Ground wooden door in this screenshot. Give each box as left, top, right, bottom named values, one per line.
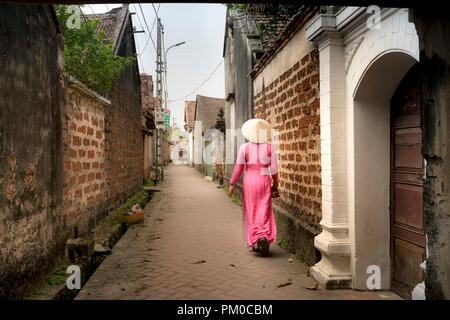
left=390, top=64, right=426, bottom=300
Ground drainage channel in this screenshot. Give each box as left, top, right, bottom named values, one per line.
left=23, top=188, right=156, bottom=300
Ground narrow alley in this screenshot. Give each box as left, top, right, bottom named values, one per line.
left=1, top=3, right=448, bottom=303
left=76, top=165, right=400, bottom=300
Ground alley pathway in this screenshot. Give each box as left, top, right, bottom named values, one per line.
left=76, top=165, right=401, bottom=300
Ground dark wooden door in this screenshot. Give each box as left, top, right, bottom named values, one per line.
left=390, top=64, right=426, bottom=300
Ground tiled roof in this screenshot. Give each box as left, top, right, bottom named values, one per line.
left=184, top=101, right=196, bottom=132
left=82, top=6, right=126, bottom=46
left=248, top=6, right=319, bottom=77
left=250, top=11, right=298, bottom=50
left=195, top=95, right=225, bottom=133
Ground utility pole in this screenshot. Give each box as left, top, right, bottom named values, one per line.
left=155, top=18, right=164, bottom=182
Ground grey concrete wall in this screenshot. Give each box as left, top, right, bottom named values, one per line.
left=412, top=8, right=450, bottom=300
left=0, top=4, right=65, bottom=299
left=224, top=11, right=255, bottom=189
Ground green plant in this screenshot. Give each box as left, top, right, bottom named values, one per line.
left=106, top=190, right=149, bottom=225
left=23, top=262, right=70, bottom=300
left=145, top=177, right=156, bottom=187
left=277, top=238, right=295, bottom=254
left=54, top=5, right=136, bottom=91
left=45, top=263, right=70, bottom=286
left=231, top=194, right=242, bottom=206
left=305, top=266, right=311, bottom=277
left=222, top=185, right=242, bottom=206
left=277, top=237, right=310, bottom=275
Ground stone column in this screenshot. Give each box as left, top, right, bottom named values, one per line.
left=306, top=13, right=351, bottom=289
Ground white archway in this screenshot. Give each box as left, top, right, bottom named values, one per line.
left=345, top=9, right=420, bottom=290
left=349, top=51, right=418, bottom=289
left=306, top=7, right=420, bottom=290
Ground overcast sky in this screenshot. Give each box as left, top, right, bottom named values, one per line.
left=82, top=3, right=227, bottom=131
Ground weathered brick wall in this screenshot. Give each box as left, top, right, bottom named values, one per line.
left=62, top=81, right=109, bottom=236
left=253, top=49, right=321, bottom=231
left=104, top=80, right=143, bottom=210
left=0, top=4, right=65, bottom=299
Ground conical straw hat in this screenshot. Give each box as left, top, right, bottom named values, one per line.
left=241, top=118, right=271, bottom=143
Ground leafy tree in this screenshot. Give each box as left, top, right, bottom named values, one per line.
left=54, top=5, right=136, bottom=91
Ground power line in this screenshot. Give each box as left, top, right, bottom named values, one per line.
left=169, top=60, right=224, bottom=103
left=142, top=3, right=160, bottom=55
left=138, top=3, right=157, bottom=54
left=151, top=3, right=159, bottom=17
left=132, top=3, right=150, bottom=54
left=134, top=28, right=145, bottom=74
left=132, top=4, right=150, bottom=52
left=86, top=4, right=96, bottom=15
left=78, top=5, right=89, bottom=21
left=151, top=4, right=161, bottom=33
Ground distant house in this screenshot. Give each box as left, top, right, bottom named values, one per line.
left=168, top=127, right=188, bottom=164
left=192, top=95, right=225, bottom=181
left=184, top=100, right=196, bottom=166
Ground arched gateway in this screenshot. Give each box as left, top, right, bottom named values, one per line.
left=306, top=7, right=424, bottom=299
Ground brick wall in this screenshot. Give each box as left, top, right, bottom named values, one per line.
left=0, top=4, right=66, bottom=299
left=253, top=49, right=321, bottom=231
left=105, top=80, right=143, bottom=209
left=62, top=80, right=109, bottom=236
left=140, top=74, right=154, bottom=112
left=62, top=78, right=143, bottom=236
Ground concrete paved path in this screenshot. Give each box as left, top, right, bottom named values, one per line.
left=76, top=165, right=401, bottom=300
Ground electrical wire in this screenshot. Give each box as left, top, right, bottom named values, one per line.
left=130, top=4, right=147, bottom=74
left=162, top=23, right=168, bottom=108
left=78, top=5, right=88, bottom=20
left=138, top=3, right=157, bottom=53
left=168, top=60, right=224, bottom=103
left=134, top=29, right=145, bottom=74
left=133, top=3, right=151, bottom=54
left=141, top=3, right=160, bottom=55
left=151, top=3, right=159, bottom=17
left=86, top=4, right=96, bottom=15
left=151, top=4, right=161, bottom=33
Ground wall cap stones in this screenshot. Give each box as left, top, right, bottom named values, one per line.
left=65, top=74, right=111, bottom=107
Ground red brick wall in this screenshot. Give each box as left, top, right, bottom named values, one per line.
left=105, top=80, right=143, bottom=209
left=253, top=49, right=321, bottom=230
left=62, top=86, right=108, bottom=235
left=62, top=78, right=144, bottom=236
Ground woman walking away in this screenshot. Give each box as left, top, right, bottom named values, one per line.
left=228, top=119, right=278, bottom=257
